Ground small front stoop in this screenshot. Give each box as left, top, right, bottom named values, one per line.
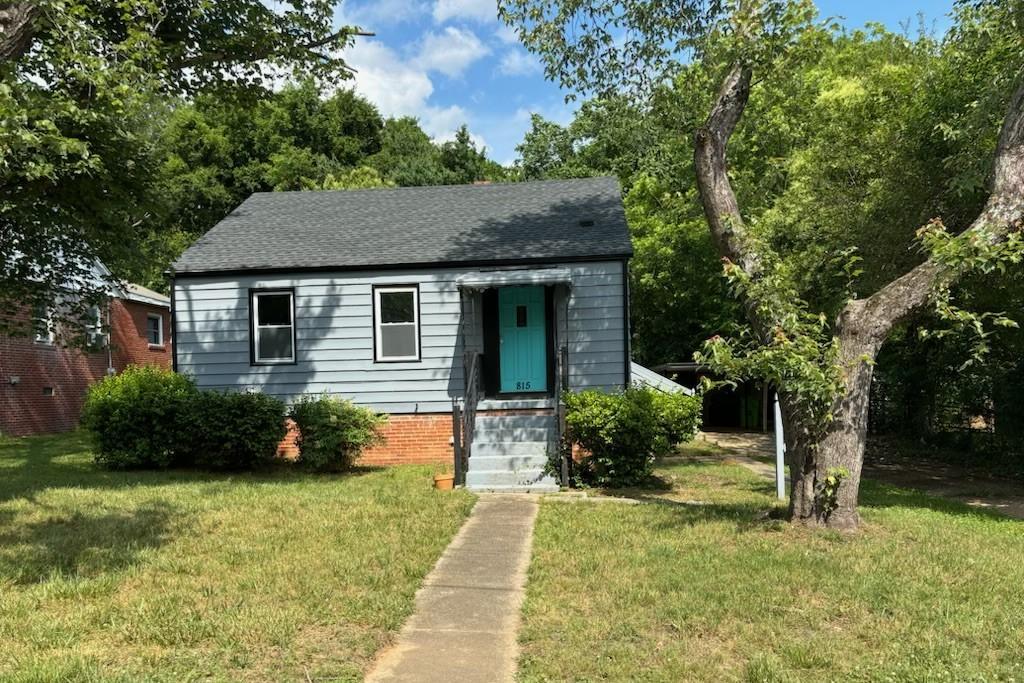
left=465, top=413, right=560, bottom=493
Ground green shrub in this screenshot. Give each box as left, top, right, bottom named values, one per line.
left=187, top=391, right=287, bottom=470
left=564, top=386, right=703, bottom=487
left=289, top=395, right=387, bottom=471
left=81, top=365, right=197, bottom=469
left=651, top=389, right=703, bottom=449
left=82, top=366, right=287, bottom=471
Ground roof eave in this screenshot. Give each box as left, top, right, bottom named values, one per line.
left=171, top=252, right=634, bottom=278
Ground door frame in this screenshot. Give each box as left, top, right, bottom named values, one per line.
left=481, top=286, right=555, bottom=398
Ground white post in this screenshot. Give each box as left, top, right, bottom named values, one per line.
left=773, top=392, right=786, bottom=500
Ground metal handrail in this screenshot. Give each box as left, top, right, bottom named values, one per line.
left=453, top=351, right=482, bottom=486
left=555, top=343, right=569, bottom=485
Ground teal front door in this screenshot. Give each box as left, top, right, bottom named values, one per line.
left=498, top=286, right=548, bottom=394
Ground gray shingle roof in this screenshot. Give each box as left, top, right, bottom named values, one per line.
left=171, top=177, right=632, bottom=274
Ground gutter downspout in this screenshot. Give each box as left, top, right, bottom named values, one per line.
left=105, top=299, right=115, bottom=375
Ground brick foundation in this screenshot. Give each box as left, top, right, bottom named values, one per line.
left=278, top=413, right=456, bottom=467
left=277, top=407, right=558, bottom=468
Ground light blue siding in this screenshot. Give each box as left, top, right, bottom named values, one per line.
left=173, top=261, right=627, bottom=413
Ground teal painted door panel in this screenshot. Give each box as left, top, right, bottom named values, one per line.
left=498, top=286, right=547, bottom=393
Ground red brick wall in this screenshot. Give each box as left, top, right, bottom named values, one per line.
left=277, top=413, right=455, bottom=466
left=109, top=299, right=173, bottom=369
left=277, top=407, right=558, bottom=468
left=0, top=328, right=110, bottom=437
left=0, top=298, right=172, bottom=437
left=362, top=414, right=454, bottom=466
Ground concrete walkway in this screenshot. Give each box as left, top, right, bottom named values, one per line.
left=365, top=495, right=538, bottom=683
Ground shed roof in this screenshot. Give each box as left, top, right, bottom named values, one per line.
left=171, top=177, right=632, bottom=275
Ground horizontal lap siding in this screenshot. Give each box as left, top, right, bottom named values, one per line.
left=566, top=261, right=627, bottom=392
left=173, top=260, right=627, bottom=412
left=175, top=268, right=468, bottom=413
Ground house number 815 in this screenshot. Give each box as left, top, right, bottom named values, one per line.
left=516, top=381, right=532, bottom=391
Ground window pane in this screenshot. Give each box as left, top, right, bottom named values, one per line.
left=516, top=305, right=528, bottom=328
left=381, top=324, right=416, bottom=358
left=258, top=327, right=293, bottom=360
left=147, top=316, right=161, bottom=344
left=257, top=294, right=292, bottom=326
left=33, top=304, right=50, bottom=340
left=380, top=291, right=415, bottom=323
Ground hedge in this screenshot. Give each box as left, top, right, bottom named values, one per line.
left=82, top=366, right=286, bottom=470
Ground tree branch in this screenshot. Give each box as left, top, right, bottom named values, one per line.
left=169, top=28, right=374, bottom=71
left=0, top=2, right=40, bottom=63
left=694, top=63, right=758, bottom=277
left=841, top=75, right=1024, bottom=340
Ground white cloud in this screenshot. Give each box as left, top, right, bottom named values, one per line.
left=346, top=39, right=435, bottom=117
left=417, top=27, right=490, bottom=78
left=511, top=102, right=573, bottom=126
left=339, top=39, right=479, bottom=145
left=432, top=0, right=497, bottom=23
left=494, top=23, right=519, bottom=44
left=497, top=49, right=541, bottom=77
left=343, top=0, right=428, bottom=27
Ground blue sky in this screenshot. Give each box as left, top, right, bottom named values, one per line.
left=330, top=0, right=957, bottom=165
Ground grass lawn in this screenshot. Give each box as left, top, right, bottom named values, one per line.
left=519, top=450, right=1024, bottom=682
left=0, top=431, right=475, bottom=682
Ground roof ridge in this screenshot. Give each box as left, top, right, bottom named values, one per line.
left=246, top=176, right=620, bottom=197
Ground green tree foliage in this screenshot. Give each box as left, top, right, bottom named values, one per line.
left=142, top=86, right=504, bottom=290
left=509, top=5, right=1022, bottom=391
left=504, top=0, right=1023, bottom=525
left=0, top=0, right=365, bottom=338
left=368, top=117, right=449, bottom=186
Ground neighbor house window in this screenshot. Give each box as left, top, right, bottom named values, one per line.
left=146, top=313, right=163, bottom=346
left=374, top=285, right=420, bottom=362
left=88, top=305, right=107, bottom=347
left=250, top=289, right=296, bottom=364
left=33, top=303, right=54, bottom=345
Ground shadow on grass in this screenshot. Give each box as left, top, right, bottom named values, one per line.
left=0, top=501, right=179, bottom=584
left=621, top=495, right=786, bottom=534
left=0, top=431, right=386, bottom=506
left=859, top=479, right=1018, bottom=522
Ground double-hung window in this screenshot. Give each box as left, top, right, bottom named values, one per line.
left=250, top=289, right=296, bottom=364
left=33, top=303, right=54, bottom=345
left=374, top=285, right=420, bottom=362
left=88, top=305, right=107, bottom=348
left=146, top=313, right=163, bottom=346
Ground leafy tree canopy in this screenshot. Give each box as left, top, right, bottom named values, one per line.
left=0, top=0, right=364, bottom=340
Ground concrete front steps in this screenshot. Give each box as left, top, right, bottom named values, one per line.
left=465, top=413, right=560, bottom=493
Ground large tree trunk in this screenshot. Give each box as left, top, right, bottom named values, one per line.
left=787, top=305, right=881, bottom=529
left=0, top=2, right=40, bottom=63
left=694, top=60, right=1024, bottom=530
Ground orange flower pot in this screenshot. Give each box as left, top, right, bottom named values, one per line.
left=433, top=473, right=455, bottom=490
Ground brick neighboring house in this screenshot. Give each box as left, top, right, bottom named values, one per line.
left=0, top=283, right=172, bottom=437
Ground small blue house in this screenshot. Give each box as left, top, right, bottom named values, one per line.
left=170, top=177, right=633, bottom=491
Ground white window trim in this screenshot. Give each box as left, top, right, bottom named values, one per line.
left=252, top=290, right=296, bottom=364
left=88, top=305, right=108, bottom=348
left=374, top=285, right=420, bottom=362
left=33, top=304, right=54, bottom=345
left=146, top=313, right=164, bottom=347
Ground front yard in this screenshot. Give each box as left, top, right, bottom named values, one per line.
left=519, top=450, right=1024, bottom=682
left=0, top=431, right=474, bottom=681
left=6, top=431, right=1023, bottom=682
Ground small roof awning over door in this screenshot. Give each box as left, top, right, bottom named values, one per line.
left=455, top=267, right=573, bottom=290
